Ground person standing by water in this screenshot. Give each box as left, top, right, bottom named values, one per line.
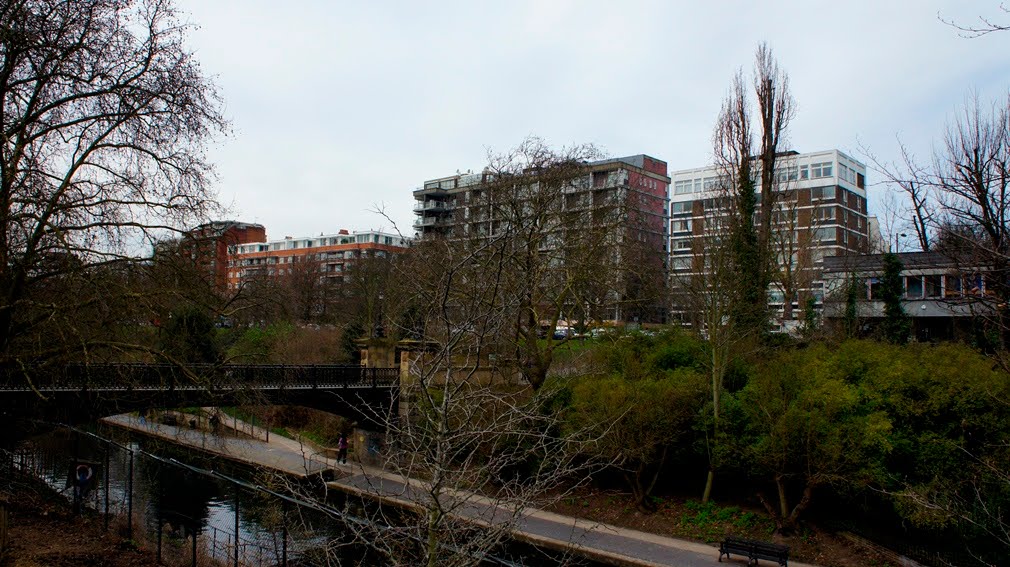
left=337, top=433, right=349, bottom=465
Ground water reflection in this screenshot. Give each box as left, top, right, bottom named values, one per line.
left=7, top=421, right=345, bottom=565
left=5, top=420, right=594, bottom=567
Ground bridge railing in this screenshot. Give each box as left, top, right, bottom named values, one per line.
left=0, top=363, right=399, bottom=392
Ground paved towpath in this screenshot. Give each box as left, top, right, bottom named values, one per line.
left=102, top=412, right=817, bottom=567
left=102, top=413, right=331, bottom=477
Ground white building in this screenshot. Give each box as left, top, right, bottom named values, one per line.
left=669, top=149, right=870, bottom=329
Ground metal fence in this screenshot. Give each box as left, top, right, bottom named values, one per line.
left=2, top=427, right=307, bottom=566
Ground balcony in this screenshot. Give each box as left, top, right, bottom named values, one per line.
left=413, top=185, right=448, bottom=197
left=413, top=200, right=448, bottom=212
left=412, top=216, right=439, bottom=230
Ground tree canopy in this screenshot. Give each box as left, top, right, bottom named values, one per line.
left=0, top=0, right=226, bottom=372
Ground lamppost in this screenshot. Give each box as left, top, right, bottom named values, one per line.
left=894, top=232, right=907, bottom=253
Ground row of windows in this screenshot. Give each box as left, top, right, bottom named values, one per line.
left=838, top=163, right=858, bottom=186
left=671, top=227, right=863, bottom=250
left=673, top=176, right=721, bottom=195
left=673, top=161, right=841, bottom=196
left=232, top=234, right=402, bottom=254
left=671, top=186, right=866, bottom=217
left=867, top=274, right=993, bottom=300
left=228, top=249, right=389, bottom=268
left=227, top=275, right=354, bottom=289
left=636, top=176, right=663, bottom=190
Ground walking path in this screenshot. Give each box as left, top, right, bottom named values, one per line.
left=101, top=412, right=817, bottom=567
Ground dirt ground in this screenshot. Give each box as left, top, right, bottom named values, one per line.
left=547, top=487, right=900, bottom=567
left=1, top=483, right=160, bottom=567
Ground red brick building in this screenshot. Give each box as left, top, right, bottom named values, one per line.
left=225, top=229, right=409, bottom=290
left=183, top=221, right=266, bottom=289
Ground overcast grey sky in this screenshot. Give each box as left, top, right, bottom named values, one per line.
left=174, top=1, right=1010, bottom=242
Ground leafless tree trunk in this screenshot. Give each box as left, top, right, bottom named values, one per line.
left=932, top=93, right=1010, bottom=348
left=713, top=43, right=794, bottom=335
left=671, top=201, right=750, bottom=503
left=754, top=43, right=796, bottom=263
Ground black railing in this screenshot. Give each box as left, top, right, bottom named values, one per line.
left=0, top=364, right=399, bottom=392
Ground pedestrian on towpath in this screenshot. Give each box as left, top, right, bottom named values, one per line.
left=337, top=433, right=349, bottom=465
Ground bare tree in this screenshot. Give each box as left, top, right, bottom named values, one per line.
left=930, top=93, right=1010, bottom=347
left=670, top=198, right=751, bottom=503
left=770, top=193, right=826, bottom=324
left=466, top=138, right=631, bottom=390
left=861, top=139, right=934, bottom=252
left=0, top=0, right=226, bottom=374
left=754, top=43, right=796, bottom=258
left=334, top=226, right=599, bottom=566
left=713, top=42, right=795, bottom=334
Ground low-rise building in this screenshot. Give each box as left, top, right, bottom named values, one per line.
left=226, top=229, right=409, bottom=290
left=822, top=252, right=984, bottom=341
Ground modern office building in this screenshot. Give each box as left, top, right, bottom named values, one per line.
left=412, top=154, right=671, bottom=321
left=669, top=149, right=870, bottom=330
left=225, top=229, right=409, bottom=290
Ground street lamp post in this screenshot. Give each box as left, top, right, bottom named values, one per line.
left=894, top=232, right=907, bottom=253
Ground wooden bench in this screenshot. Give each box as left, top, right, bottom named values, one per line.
left=719, top=535, right=789, bottom=566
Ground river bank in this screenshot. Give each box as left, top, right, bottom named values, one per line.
left=1, top=474, right=160, bottom=567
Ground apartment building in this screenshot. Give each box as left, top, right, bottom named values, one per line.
left=412, top=154, right=671, bottom=321
left=225, top=229, right=409, bottom=290
left=669, top=149, right=870, bottom=329
left=182, top=221, right=267, bottom=289
left=415, top=155, right=669, bottom=241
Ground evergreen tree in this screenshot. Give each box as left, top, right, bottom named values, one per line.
left=879, top=252, right=910, bottom=344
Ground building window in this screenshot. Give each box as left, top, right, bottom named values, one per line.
left=811, top=162, right=833, bottom=178
left=945, top=275, right=962, bottom=297
left=811, top=186, right=836, bottom=200
left=674, top=180, right=692, bottom=195
left=671, top=201, right=692, bottom=215
left=868, top=277, right=882, bottom=300
left=800, top=165, right=809, bottom=179
left=905, top=276, right=924, bottom=298
left=777, top=166, right=799, bottom=182
left=815, top=227, right=835, bottom=242
left=925, top=275, right=942, bottom=297
left=672, top=219, right=692, bottom=233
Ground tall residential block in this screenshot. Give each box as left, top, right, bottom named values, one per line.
left=669, top=149, right=870, bottom=330
left=412, top=155, right=671, bottom=321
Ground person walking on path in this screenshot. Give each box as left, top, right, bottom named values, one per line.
left=337, top=433, right=349, bottom=464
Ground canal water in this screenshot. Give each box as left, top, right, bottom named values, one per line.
left=3, top=420, right=595, bottom=566
left=5, top=421, right=341, bottom=565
